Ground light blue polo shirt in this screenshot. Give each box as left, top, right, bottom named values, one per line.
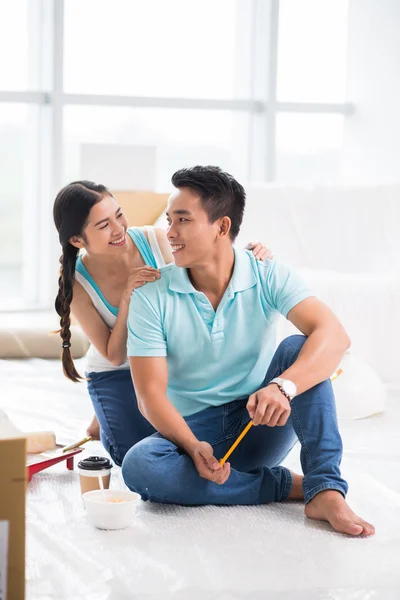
left=127, top=248, right=312, bottom=417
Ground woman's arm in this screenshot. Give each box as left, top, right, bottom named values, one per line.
left=71, top=265, right=160, bottom=366
left=71, top=281, right=131, bottom=366
left=154, top=227, right=174, bottom=264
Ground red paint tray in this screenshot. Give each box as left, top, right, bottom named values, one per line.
left=26, top=444, right=84, bottom=483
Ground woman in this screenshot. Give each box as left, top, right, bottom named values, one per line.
left=53, top=180, right=272, bottom=466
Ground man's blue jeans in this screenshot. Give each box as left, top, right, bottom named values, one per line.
left=122, top=335, right=348, bottom=505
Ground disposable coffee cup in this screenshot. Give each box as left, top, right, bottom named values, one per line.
left=78, top=456, right=113, bottom=495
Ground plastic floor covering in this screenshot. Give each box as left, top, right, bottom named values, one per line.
left=1, top=358, right=400, bottom=600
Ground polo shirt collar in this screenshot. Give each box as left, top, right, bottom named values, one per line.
left=169, top=264, right=195, bottom=294
left=230, top=247, right=257, bottom=292
left=169, top=247, right=257, bottom=294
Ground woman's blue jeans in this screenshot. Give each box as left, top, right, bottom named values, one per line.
left=121, top=335, right=349, bottom=505
left=86, top=368, right=156, bottom=467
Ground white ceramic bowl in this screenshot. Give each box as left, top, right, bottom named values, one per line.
left=82, top=489, right=140, bottom=530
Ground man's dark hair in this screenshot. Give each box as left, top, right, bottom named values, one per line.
left=171, top=166, right=246, bottom=241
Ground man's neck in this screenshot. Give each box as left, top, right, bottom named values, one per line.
left=187, top=244, right=235, bottom=309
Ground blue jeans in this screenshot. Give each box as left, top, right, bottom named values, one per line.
left=122, top=335, right=349, bottom=504
left=86, top=368, right=156, bottom=466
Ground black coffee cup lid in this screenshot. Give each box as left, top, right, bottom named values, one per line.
left=77, top=456, right=113, bottom=471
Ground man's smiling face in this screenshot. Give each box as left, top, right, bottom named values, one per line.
left=166, top=187, right=224, bottom=268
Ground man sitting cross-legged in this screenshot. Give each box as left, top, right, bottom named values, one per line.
left=122, top=165, right=375, bottom=537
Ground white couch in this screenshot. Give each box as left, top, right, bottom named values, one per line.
left=236, top=184, right=400, bottom=390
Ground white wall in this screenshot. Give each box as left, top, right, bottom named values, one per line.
left=341, top=0, right=400, bottom=183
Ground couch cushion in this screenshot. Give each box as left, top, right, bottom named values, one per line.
left=277, top=269, right=400, bottom=386
left=0, top=325, right=89, bottom=359
left=237, top=183, right=400, bottom=274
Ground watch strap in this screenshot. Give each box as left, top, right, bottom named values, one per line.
left=269, top=377, right=296, bottom=401
left=270, top=381, right=292, bottom=402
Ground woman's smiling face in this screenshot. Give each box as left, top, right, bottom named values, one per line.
left=80, top=195, right=129, bottom=254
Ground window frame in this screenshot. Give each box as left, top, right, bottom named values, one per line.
left=0, top=0, right=353, bottom=311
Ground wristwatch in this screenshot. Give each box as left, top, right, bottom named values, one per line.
left=269, top=377, right=297, bottom=401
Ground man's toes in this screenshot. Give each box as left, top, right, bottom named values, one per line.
left=336, top=516, right=375, bottom=537
left=359, top=520, right=375, bottom=536
left=332, top=514, right=364, bottom=536
left=343, top=521, right=364, bottom=536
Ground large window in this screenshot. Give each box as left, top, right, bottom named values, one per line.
left=275, top=0, right=348, bottom=184
left=0, top=0, right=43, bottom=309
left=0, top=0, right=39, bottom=90
left=64, top=106, right=249, bottom=188
left=0, top=0, right=351, bottom=311
left=276, top=113, right=344, bottom=183
left=277, top=0, right=348, bottom=103
left=64, top=0, right=245, bottom=99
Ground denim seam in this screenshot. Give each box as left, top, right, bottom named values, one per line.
left=281, top=467, right=293, bottom=501
left=263, top=340, right=305, bottom=386
left=275, top=440, right=299, bottom=467
left=290, top=403, right=312, bottom=498
left=304, top=482, right=347, bottom=504
left=214, top=401, right=253, bottom=447
left=263, top=364, right=285, bottom=388
left=279, top=340, right=307, bottom=362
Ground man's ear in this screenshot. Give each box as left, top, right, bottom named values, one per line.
left=69, top=235, right=85, bottom=249
left=218, top=216, right=232, bottom=239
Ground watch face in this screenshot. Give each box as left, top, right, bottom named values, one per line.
left=282, top=380, right=297, bottom=397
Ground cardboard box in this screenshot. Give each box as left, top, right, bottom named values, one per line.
left=111, top=191, right=169, bottom=227
left=0, top=437, right=26, bottom=600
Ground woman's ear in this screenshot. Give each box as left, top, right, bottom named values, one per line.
left=69, top=236, right=85, bottom=249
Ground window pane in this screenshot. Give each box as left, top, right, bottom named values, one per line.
left=64, top=106, right=249, bottom=191
left=0, top=0, right=40, bottom=91
left=277, top=0, right=348, bottom=102
left=64, top=0, right=250, bottom=98
left=0, top=104, right=39, bottom=309
left=276, top=113, right=344, bottom=183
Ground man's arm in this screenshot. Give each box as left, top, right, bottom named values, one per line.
left=248, top=260, right=350, bottom=427
left=247, top=297, right=349, bottom=427
left=263, top=260, right=350, bottom=391
left=129, top=356, right=197, bottom=451
left=281, top=296, right=350, bottom=394
left=129, top=355, right=231, bottom=484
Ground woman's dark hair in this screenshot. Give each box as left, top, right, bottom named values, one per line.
left=53, top=180, right=110, bottom=382
left=171, top=165, right=246, bottom=241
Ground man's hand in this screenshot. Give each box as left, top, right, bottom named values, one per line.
left=189, top=441, right=231, bottom=484
left=247, top=384, right=291, bottom=427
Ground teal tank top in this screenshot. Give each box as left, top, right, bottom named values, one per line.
left=75, top=227, right=158, bottom=317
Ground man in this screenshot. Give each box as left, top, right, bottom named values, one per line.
left=123, top=166, right=374, bottom=537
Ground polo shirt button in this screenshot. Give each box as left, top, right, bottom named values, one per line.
left=211, top=331, right=225, bottom=341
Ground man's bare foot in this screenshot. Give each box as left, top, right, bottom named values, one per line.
left=86, top=414, right=100, bottom=440
left=288, top=472, right=304, bottom=500
left=305, top=490, right=375, bottom=536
